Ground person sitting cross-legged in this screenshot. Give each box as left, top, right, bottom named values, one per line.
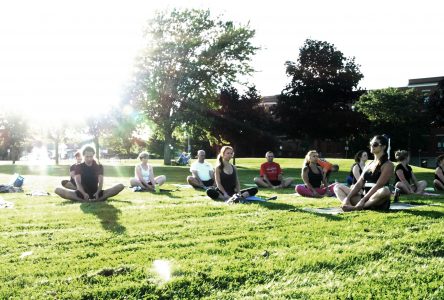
left=295, top=150, right=335, bottom=197
left=394, top=150, right=427, bottom=198
left=254, top=151, right=293, bottom=189
left=187, top=150, right=215, bottom=189
left=61, top=151, right=82, bottom=190
left=206, top=146, right=257, bottom=201
left=334, top=135, right=394, bottom=211
left=55, top=146, right=124, bottom=201
left=130, top=151, right=166, bottom=192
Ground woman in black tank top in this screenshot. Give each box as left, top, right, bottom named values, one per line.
left=206, top=146, right=257, bottom=201
left=295, top=150, right=335, bottom=197
left=334, top=135, right=394, bottom=211
left=346, top=150, right=368, bottom=186
left=394, top=150, right=427, bottom=195
left=434, top=154, right=444, bottom=191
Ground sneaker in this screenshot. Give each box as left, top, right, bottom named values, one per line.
left=133, top=186, right=142, bottom=192
left=393, top=188, right=401, bottom=203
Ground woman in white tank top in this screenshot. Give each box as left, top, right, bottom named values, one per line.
left=130, top=152, right=166, bottom=191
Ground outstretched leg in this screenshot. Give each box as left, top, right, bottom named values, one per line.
left=254, top=177, right=270, bottom=188
left=54, top=187, right=85, bottom=201
left=98, top=184, right=125, bottom=201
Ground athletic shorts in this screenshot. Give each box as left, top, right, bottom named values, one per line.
left=76, top=190, right=104, bottom=200
left=269, top=180, right=281, bottom=186
left=202, top=179, right=214, bottom=187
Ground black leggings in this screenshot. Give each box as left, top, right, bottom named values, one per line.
left=206, top=187, right=258, bottom=200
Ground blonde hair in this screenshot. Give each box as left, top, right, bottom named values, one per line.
left=395, top=150, right=409, bottom=162
left=303, top=150, right=318, bottom=167
left=138, top=151, right=150, bottom=160
left=216, top=146, right=233, bottom=171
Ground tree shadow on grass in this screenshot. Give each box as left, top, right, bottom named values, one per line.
left=80, top=201, right=126, bottom=234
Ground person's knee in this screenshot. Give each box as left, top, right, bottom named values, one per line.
left=186, top=176, right=193, bottom=183
left=54, top=187, right=63, bottom=196
left=253, top=177, right=260, bottom=183
left=380, top=187, right=391, bottom=197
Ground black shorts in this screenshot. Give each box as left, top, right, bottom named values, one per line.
left=202, top=179, right=214, bottom=187
left=206, top=187, right=258, bottom=200
left=269, top=180, right=281, bottom=186
left=75, top=190, right=104, bottom=200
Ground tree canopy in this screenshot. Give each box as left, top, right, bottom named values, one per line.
left=355, top=87, right=428, bottom=150
left=128, top=8, right=258, bottom=164
left=274, top=39, right=364, bottom=140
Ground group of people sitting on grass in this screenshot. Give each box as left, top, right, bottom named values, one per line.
left=54, top=135, right=444, bottom=211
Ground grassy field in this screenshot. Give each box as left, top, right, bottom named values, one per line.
left=1, top=158, right=444, bottom=299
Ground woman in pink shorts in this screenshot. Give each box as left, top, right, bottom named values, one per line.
left=295, top=150, right=335, bottom=197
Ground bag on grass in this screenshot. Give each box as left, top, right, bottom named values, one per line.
left=9, top=174, right=24, bottom=187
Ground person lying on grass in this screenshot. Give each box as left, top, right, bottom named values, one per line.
left=434, top=154, right=444, bottom=191
left=206, top=146, right=257, bottom=201
left=54, top=146, right=124, bottom=202
left=254, top=151, right=293, bottom=189
left=334, top=135, right=394, bottom=211
left=130, top=151, right=166, bottom=192
left=394, top=150, right=427, bottom=195
left=295, top=150, right=335, bottom=198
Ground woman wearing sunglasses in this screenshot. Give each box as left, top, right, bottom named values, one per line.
left=334, top=135, right=394, bottom=211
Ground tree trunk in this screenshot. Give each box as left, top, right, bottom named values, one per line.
left=55, top=140, right=59, bottom=165
left=163, top=134, right=172, bottom=165
left=11, top=147, right=16, bottom=164
left=94, top=137, right=100, bottom=162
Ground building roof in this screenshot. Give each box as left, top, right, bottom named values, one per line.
left=408, top=76, right=444, bottom=87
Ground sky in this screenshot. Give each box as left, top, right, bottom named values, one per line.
left=0, top=0, right=443, bottom=124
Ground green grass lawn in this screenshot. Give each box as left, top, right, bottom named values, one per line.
left=1, top=158, right=444, bottom=299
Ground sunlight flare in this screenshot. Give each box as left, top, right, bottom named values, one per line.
left=153, top=259, right=172, bottom=282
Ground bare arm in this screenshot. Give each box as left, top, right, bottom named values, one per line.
left=74, top=174, right=88, bottom=200
left=135, top=166, right=150, bottom=189
left=302, top=166, right=318, bottom=195
left=214, top=167, right=227, bottom=197
left=234, top=166, right=241, bottom=193
left=94, top=175, right=104, bottom=199
left=436, top=168, right=444, bottom=183
left=191, top=170, right=204, bottom=187
left=352, top=164, right=361, bottom=182
left=396, top=169, right=413, bottom=193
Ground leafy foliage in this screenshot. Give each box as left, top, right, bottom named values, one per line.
left=355, top=87, right=428, bottom=150
left=208, top=86, right=277, bottom=156
left=0, top=112, right=29, bottom=163
left=128, top=9, right=258, bottom=164
left=275, top=39, right=364, bottom=140
left=426, top=79, right=444, bottom=127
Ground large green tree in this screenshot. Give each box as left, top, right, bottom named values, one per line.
left=128, top=9, right=258, bottom=164
left=427, top=79, right=444, bottom=127
left=355, top=87, right=428, bottom=150
left=208, top=86, right=277, bottom=157
left=275, top=39, right=364, bottom=140
left=0, top=112, right=29, bottom=164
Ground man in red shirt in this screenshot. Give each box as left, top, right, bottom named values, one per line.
left=254, top=151, right=293, bottom=188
